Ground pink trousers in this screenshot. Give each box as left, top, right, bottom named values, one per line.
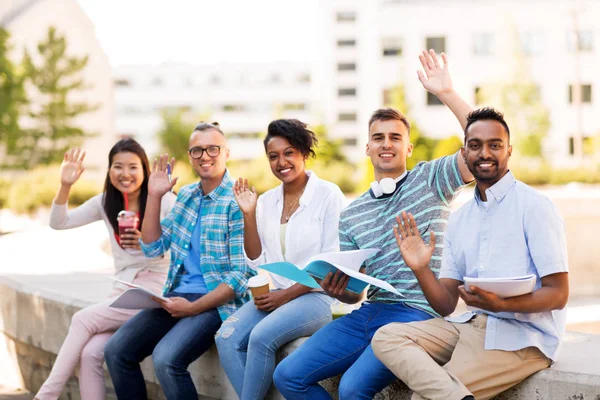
left=35, top=270, right=166, bottom=400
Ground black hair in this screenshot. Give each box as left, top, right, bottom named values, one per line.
left=368, top=107, right=411, bottom=135
left=102, top=138, right=150, bottom=234
left=263, top=119, right=318, bottom=159
left=464, top=107, right=510, bottom=142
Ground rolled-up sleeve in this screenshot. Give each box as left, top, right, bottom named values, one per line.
left=141, top=209, right=174, bottom=258
left=224, top=205, right=254, bottom=297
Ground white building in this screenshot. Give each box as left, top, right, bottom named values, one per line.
left=318, top=0, right=600, bottom=166
left=113, top=62, right=317, bottom=160
left=0, top=0, right=116, bottom=174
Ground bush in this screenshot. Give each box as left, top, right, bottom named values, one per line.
left=6, top=165, right=100, bottom=214
left=0, top=178, right=10, bottom=208
left=512, top=163, right=600, bottom=186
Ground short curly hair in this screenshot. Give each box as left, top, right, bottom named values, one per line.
left=263, top=119, right=318, bottom=159
left=465, top=107, right=510, bottom=141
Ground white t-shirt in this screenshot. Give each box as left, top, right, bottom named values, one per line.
left=49, top=192, right=176, bottom=284
left=246, top=171, right=346, bottom=290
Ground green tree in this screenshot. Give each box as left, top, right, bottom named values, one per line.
left=0, top=28, right=27, bottom=168
left=16, top=27, right=97, bottom=169
left=432, top=135, right=463, bottom=160
left=157, top=110, right=196, bottom=162
left=476, top=26, right=551, bottom=159
left=310, top=124, right=347, bottom=165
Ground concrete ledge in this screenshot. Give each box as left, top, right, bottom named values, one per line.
left=2, top=276, right=600, bottom=400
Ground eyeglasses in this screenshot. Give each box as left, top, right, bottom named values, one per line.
left=188, top=145, right=221, bottom=159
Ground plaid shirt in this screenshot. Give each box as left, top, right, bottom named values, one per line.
left=141, top=170, right=253, bottom=321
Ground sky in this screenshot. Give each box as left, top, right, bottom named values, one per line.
left=77, top=0, right=321, bottom=66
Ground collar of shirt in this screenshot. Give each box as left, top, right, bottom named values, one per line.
left=275, top=170, right=319, bottom=208
left=195, top=169, right=234, bottom=201
left=474, top=170, right=517, bottom=206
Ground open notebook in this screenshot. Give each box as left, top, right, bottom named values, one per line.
left=109, top=278, right=170, bottom=309
left=259, top=249, right=402, bottom=296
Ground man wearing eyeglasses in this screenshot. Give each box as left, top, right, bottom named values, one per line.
left=104, top=122, right=254, bottom=400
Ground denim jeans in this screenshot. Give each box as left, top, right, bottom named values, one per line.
left=104, top=292, right=222, bottom=400
left=215, top=291, right=332, bottom=400
left=273, top=301, right=433, bottom=400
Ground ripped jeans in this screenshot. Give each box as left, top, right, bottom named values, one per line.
left=215, top=291, right=333, bottom=400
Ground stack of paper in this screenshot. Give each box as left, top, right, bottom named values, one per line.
left=464, top=274, right=537, bottom=298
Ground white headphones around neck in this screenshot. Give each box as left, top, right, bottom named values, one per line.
left=370, top=172, right=408, bottom=198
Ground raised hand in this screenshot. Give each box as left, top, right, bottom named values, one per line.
left=417, top=49, right=453, bottom=97
left=60, top=148, right=86, bottom=186
left=233, top=177, right=257, bottom=215
left=394, top=211, right=436, bottom=273
left=148, top=153, right=177, bottom=197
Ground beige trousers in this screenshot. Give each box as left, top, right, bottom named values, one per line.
left=372, top=314, right=551, bottom=400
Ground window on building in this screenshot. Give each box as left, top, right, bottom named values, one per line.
left=337, top=39, right=356, bottom=47
left=343, top=138, right=358, bottom=146
left=222, top=104, right=247, bottom=112
left=269, top=74, right=281, bottom=84
left=474, top=86, right=482, bottom=105
left=337, top=62, right=357, bottom=71
left=569, top=84, right=593, bottom=103
left=151, top=77, right=164, bottom=87
left=336, top=11, right=356, bottom=22
left=338, top=112, right=357, bottom=122
left=567, top=30, right=594, bottom=52
left=425, top=36, right=446, bottom=53
left=282, top=103, right=307, bottom=111
left=114, top=79, right=131, bottom=87
left=427, top=92, right=443, bottom=106
left=473, top=33, right=494, bottom=56
left=382, top=37, right=403, bottom=57
left=569, top=136, right=595, bottom=156
left=338, top=87, right=357, bottom=97
left=382, top=88, right=394, bottom=106
left=520, top=32, right=545, bottom=56
left=297, top=73, right=311, bottom=83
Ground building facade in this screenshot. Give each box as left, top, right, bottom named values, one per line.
left=318, top=0, right=600, bottom=166
left=113, top=62, right=317, bottom=160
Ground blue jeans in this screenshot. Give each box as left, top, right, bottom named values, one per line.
left=104, top=292, right=222, bottom=400
left=273, top=301, right=433, bottom=400
left=215, top=291, right=332, bottom=400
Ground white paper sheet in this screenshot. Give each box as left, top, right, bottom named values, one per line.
left=302, top=249, right=380, bottom=272
left=110, top=279, right=169, bottom=309
left=464, top=274, right=536, bottom=298
left=334, top=263, right=403, bottom=297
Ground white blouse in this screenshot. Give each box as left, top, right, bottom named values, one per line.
left=246, top=171, right=346, bottom=290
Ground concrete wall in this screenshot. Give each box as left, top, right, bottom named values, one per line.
left=2, top=276, right=599, bottom=400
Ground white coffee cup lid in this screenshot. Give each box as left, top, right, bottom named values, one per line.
left=248, top=274, right=270, bottom=287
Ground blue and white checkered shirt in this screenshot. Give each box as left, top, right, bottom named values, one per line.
left=141, top=170, right=253, bottom=321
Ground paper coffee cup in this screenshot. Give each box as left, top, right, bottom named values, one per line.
left=248, top=275, right=270, bottom=298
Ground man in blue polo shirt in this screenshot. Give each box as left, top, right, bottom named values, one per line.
left=105, top=122, right=253, bottom=400
left=372, top=108, right=569, bottom=400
